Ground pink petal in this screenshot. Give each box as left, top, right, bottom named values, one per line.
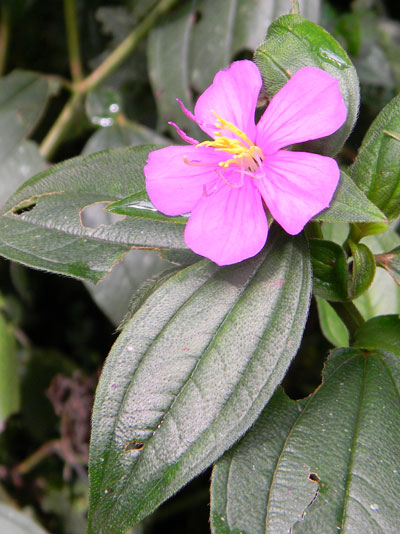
left=184, top=176, right=268, bottom=265
left=256, top=150, right=340, bottom=235
left=145, top=145, right=221, bottom=216
left=256, top=67, right=347, bottom=155
left=194, top=60, right=261, bottom=141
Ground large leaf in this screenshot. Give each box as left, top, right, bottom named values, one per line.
left=350, top=94, right=400, bottom=221
left=0, top=70, right=49, bottom=162
left=314, top=171, right=387, bottom=224
left=88, top=228, right=311, bottom=533
left=255, top=15, right=360, bottom=156
left=211, top=347, right=400, bottom=533
left=148, top=0, right=320, bottom=138
left=0, top=146, right=185, bottom=283
left=0, top=314, right=20, bottom=430
left=0, top=503, right=49, bottom=534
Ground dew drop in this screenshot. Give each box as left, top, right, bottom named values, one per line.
left=370, top=503, right=379, bottom=512
left=316, top=48, right=349, bottom=69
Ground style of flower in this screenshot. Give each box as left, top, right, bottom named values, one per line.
left=144, top=60, right=347, bottom=266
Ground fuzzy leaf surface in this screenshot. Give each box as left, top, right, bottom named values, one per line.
left=255, top=15, right=360, bottom=156
left=211, top=348, right=400, bottom=534
left=350, top=94, right=400, bottom=221
left=0, top=146, right=185, bottom=283
left=88, top=228, right=311, bottom=533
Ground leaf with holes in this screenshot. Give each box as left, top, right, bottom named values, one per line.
left=0, top=146, right=186, bottom=283
left=87, top=228, right=311, bottom=533
left=211, top=347, right=400, bottom=534
left=350, top=94, right=400, bottom=221
left=255, top=14, right=360, bottom=156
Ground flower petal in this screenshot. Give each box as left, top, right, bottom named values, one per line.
left=194, top=60, right=261, bottom=141
left=184, top=176, right=268, bottom=265
left=145, top=145, right=221, bottom=216
left=256, top=150, right=340, bottom=235
left=256, top=66, right=347, bottom=154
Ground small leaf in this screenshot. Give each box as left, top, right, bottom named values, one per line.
left=0, top=70, right=49, bottom=162
left=0, top=146, right=186, bottom=283
left=315, top=296, right=349, bottom=347
left=211, top=347, right=400, bottom=534
left=0, top=503, right=49, bottom=534
left=353, top=315, right=400, bottom=356
left=376, top=245, right=400, bottom=286
left=350, top=94, right=400, bottom=221
left=309, top=238, right=348, bottom=301
left=354, top=230, right=400, bottom=319
left=88, top=228, right=311, bottom=533
left=348, top=242, right=376, bottom=299
left=0, top=315, right=20, bottom=430
left=254, top=15, right=360, bottom=156
left=314, top=171, right=387, bottom=224
left=107, top=191, right=187, bottom=223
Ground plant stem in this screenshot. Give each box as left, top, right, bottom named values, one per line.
left=78, top=0, right=179, bottom=94
left=329, top=300, right=365, bottom=343
left=15, top=440, right=59, bottom=475
left=39, top=0, right=179, bottom=160
left=0, top=3, right=10, bottom=77
left=39, top=92, right=82, bottom=160
left=64, top=0, right=84, bottom=83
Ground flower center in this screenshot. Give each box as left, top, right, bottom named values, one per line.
left=198, top=112, right=264, bottom=173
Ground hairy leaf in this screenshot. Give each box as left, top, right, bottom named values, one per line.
left=255, top=15, right=360, bottom=156
left=348, top=241, right=376, bottom=298
left=314, top=171, right=387, bottom=224
left=87, top=228, right=311, bottom=533
left=211, top=348, right=400, bottom=533
left=0, top=146, right=185, bottom=283
left=350, top=94, right=400, bottom=221
left=309, top=239, right=348, bottom=301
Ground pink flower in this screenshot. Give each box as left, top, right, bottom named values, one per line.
left=145, top=60, right=347, bottom=266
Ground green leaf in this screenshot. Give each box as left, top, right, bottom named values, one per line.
left=314, top=171, right=387, bottom=224
left=88, top=228, right=311, bottom=533
left=309, top=238, right=348, bottom=301
left=0, top=315, right=20, bottom=430
left=315, top=296, right=349, bottom=347
left=353, top=315, right=400, bottom=356
left=255, top=15, right=360, bottom=156
left=148, top=1, right=320, bottom=139
left=350, top=94, right=400, bottom=221
left=107, top=191, right=186, bottom=223
left=0, top=146, right=186, bottom=283
left=0, top=70, right=49, bottom=162
left=354, top=230, right=400, bottom=319
left=0, top=503, right=49, bottom=534
left=0, top=140, right=45, bottom=206
left=376, top=245, right=400, bottom=286
left=348, top=242, right=376, bottom=299
left=211, top=347, right=400, bottom=533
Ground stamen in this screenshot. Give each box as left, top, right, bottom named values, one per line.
left=184, top=156, right=217, bottom=168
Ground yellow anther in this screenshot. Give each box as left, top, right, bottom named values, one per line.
left=196, top=111, right=264, bottom=174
